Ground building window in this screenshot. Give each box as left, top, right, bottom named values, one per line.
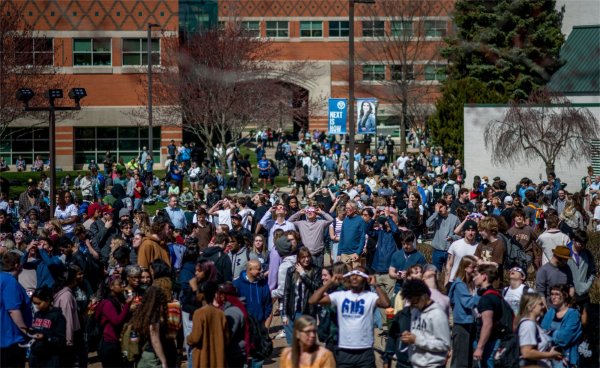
left=391, top=21, right=413, bottom=37
left=74, top=126, right=161, bottom=165
left=424, top=20, right=447, bottom=37
left=362, top=20, right=384, bottom=37
left=241, top=21, right=260, bottom=37
left=73, top=38, right=111, bottom=66
left=266, top=21, right=288, bottom=38
left=363, top=65, right=385, bottom=81
left=122, top=38, right=160, bottom=66
left=15, top=38, right=53, bottom=66
left=391, top=64, right=414, bottom=81
left=424, top=63, right=447, bottom=81
left=300, top=21, right=323, bottom=37
left=0, top=128, right=50, bottom=165
left=329, top=21, right=349, bottom=37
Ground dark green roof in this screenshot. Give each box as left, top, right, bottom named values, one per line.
left=548, top=25, right=600, bottom=95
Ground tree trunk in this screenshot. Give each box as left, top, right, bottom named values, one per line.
left=400, top=100, right=408, bottom=154
left=545, top=162, right=555, bottom=178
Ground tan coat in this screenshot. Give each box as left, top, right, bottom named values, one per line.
left=137, top=235, right=171, bottom=270
left=187, top=305, right=229, bottom=368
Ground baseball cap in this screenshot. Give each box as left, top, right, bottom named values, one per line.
left=231, top=213, right=242, bottom=221
left=504, top=196, right=513, bottom=204
left=102, top=205, right=113, bottom=215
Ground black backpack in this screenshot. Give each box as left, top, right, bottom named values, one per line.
left=483, top=289, right=519, bottom=368
left=247, top=314, right=273, bottom=360
left=86, top=300, right=104, bottom=353
left=443, top=183, right=455, bottom=197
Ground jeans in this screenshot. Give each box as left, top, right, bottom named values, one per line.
left=134, top=198, right=143, bottom=211
left=475, top=338, right=500, bottom=368
left=284, top=312, right=303, bottom=345
left=431, top=249, right=448, bottom=274
left=311, top=251, right=324, bottom=268
left=451, top=323, right=475, bottom=368
left=334, top=348, right=375, bottom=368
left=331, top=242, right=339, bottom=260
left=182, top=311, right=193, bottom=368
left=0, top=343, right=26, bottom=368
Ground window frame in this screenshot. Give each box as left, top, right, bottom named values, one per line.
left=362, top=64, right=386, bottom=81
left=424, top=20, right=447, bottom=38
left=73, top=126, right=161, bottom=165
left=299, top=21, right=323, bottom=38
left=328, top=20, right=349, bottom=37
left=122, top=38, right=161, bottom=66
left=73, top=38, right=112, bottom=67
left=424, top=63, right=447, bottom=81
left=14, top=38, right=54, bottom=66
left=390, top=64, right=415, bottom=81
left=241, top=21, right=261, bottom=37
left=265, top=21, right=289, bottom=38
left=390, top=20, right=414, bottom=38
left=362, top=20, right=385, bottom=37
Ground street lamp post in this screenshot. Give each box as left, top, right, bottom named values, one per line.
left=348, top=0, right=375, bottom=179
left=148, top=23, right=160, bottom=160
left=16, top=88, right=86, bottom=213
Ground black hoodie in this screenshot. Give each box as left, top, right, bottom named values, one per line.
left=199, top=246, right=232, bottom=284
left=30, top=307, right=67, bottom=356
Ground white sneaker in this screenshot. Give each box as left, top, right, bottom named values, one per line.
left=274, top=331, right=286, bottom=339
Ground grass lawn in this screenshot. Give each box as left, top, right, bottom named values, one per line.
left=0, top=146, right=289, bottom=214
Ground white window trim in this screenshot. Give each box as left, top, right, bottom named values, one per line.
left=122, top=38, right=161, bottom=67
left=73, top=38, right=112, bottom=67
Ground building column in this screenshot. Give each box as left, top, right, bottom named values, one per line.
left=160, top=126, right=182, bottom=163
left=56, top=125, right=74, bottom=171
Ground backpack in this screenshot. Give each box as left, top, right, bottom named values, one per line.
left=483, top=289, right=519, bottom=368
left=247, top=314, right=273, bottom=360
left=120, top=322, right=141, bottom=363
left=502, top=234, right=532, bottom=272
left=443, top=183, right=455, bottom=197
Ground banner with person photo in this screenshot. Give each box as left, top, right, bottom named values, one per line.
left=356, top=99, right=377, bottom=135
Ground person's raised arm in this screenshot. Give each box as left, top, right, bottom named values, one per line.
left=308, top=275, right=341, bottom=305
left=207, top=200, right=222, bottom=215
left=370, top=275, right=391, bottom=308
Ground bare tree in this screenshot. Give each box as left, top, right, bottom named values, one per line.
left=360, top=0, right=451, bottom=153
left=484, top=89, right=599, bottom=176
left=0, top=2, right=69, bottom=141
left=138, top=24, right=316, bottom=165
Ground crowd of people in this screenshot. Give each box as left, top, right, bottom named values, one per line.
left=0, top=131, right=598, bottom=368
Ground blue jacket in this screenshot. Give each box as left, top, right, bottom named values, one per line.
left=541, top=307, right=583, bottom=366
left=338, top=215, right=367, bottom=256
left=369, top=217, right=399, bottom=273
left=23, top=250, right=63, bottom=289
left=389, top=249, right=426, bottom=292
left=233, top=271, right=272, bottom=323
left=448, top=277, right=480, bottom=324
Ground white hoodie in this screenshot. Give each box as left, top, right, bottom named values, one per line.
left=408, top=301, right=451, bottom=368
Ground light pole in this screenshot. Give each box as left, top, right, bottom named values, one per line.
left=148, top=23, right=160, bottom=160
left=16, top=88, right=87, bottom=213
left=348, top=0, right=375, bottom=179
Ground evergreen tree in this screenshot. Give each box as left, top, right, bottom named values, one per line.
left=443, top=0, right=565, bottom=100
left=428, top=78, right=504, bottom=158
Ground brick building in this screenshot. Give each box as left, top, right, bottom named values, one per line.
left=2, top=0, right=453, bottom=170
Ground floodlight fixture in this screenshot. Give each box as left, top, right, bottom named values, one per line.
left=16, top=88, right=35, bottom=105
left=45, top=89, right=63, bottom=105
left=68, top=87, right=87, bottom=104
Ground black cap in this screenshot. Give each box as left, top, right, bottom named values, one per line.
left=464, top=220, right=478, bottom=231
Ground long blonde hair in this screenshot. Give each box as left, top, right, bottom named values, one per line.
left=290, top=315, right=318, bottom=368
left=516, top=292, right=545, bottom=330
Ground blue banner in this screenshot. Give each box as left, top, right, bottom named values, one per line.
left=328, top=98, right=347, bottom=134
